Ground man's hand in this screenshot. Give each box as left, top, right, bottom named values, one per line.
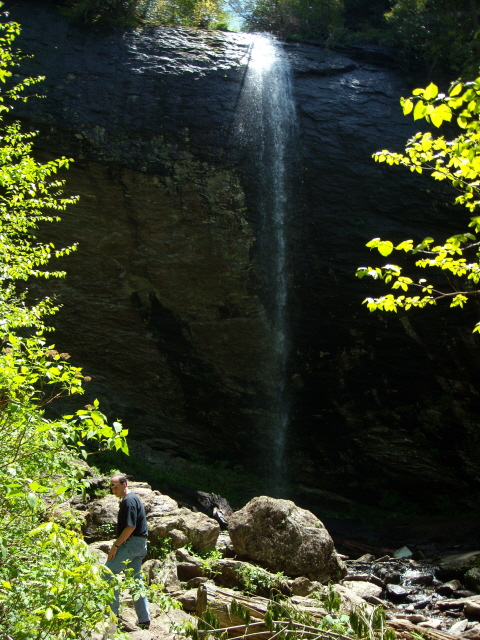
left=107, top=545, right=118, bottom=561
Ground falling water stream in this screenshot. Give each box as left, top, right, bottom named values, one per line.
left=235, top=35, right=297, bottom=493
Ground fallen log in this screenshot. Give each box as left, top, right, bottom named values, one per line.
left=196, top=583, right=270, bottom=627
left=388, top=618, right=457, bottom=640
left=196, top=583, right=327, bottom=630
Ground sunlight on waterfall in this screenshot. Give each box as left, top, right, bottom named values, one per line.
left=248, top=35, right=278, bottom=72
left=234, top=34, right=297, bottom=496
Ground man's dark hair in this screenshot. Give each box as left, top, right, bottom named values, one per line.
left=112, top=474, right=127, bottom=485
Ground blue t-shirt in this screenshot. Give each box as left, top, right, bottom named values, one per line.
left=117, top=492, right=148, bottom=538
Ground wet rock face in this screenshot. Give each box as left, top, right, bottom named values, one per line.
left=6, top=0, right=480, bottom=508
left=284, top=43, right=480, bottom=508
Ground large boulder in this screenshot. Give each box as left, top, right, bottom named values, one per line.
left=228, top=496, right=346, bottom=582
left=436, top=552, right=480, bottom=581
left=149, top=508, right=220, bottom=553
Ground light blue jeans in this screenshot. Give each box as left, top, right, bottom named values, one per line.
left=105, top=536, right=150, bottom=625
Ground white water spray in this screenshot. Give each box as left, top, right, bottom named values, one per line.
left=235, top=35, right=297, bottom=492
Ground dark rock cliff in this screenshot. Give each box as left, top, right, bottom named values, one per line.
left=5, top=0, right=480, bottom=512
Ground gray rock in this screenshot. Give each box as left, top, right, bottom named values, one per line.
left=228, top=496, right=346, bottom=582
left=345, top=573, right=385, bottom=588
left=406, top=615, right=427, bottom=624
left=88, top=540, right=113, bottom=564
left=291, top=576, right=319, bottom=596
left=437, top=579, right=464, bottom=596
left=175, top=550, right=205, bottom=582
left=83, top=484, right=219, bottom=553
left=394, top=547, right=412, bottom=559
left=464, top=625, right=480, bottom=639
left=386, top=584, right=412, bottom=602
left=466, top=569, right=480, bottom=593
left=333, top=584, right=373, bottom=614
left=437, top=552, right=480, bottom=580
left=465, top=602, right=480, bottom=619
left=413, top=597, right=432, bottom=609
left=177, top=562, right=205, bottom=581
left=176, top=589, right=198, bottom=611
left=356, top=554, right=376, bottom=562
left=84, top=494, right=120, bottom=540
left=404, top=570, right=433, bottom=586
left=149, top=508, right=220, bottom=552
left=186, top=576, right=209, bottom=588
left=450, top=619, right=472, bottom=635
left=418, top=619, right=443, bottom=629
left=215, top=532, right=235, bottom=557
left=142, top=552, right=181, bottom=592
left=213, top=559, right=287, bottom=596
left=343, top=580, right=382, bottom=600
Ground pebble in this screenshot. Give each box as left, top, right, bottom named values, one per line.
left=418, top=619, right=443, bottom=629
left=437, top=580, right=463, bottom=596
left=413, top=597, right=432, bottom=609
left=345, top=573, right=385, bottom=588
left=406, top=614, right=428, bottom=623
left=450, top=619, right=471, bottom=635
left=356, top=554, right=376, bottom=562
left=387, top=584, right=413, bottom=602
left=404, top=570, right=433, bottom=586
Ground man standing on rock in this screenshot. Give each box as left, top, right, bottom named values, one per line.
left=106, top=474, right=151, bottom=630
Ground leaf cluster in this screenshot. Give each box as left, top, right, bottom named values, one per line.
left=357, top=77, right=480, bottom=333
left=239, top=0, right=343, bottom=39
left=234, top=563, right=285, bottom=595
left=384, top=0, right=478, bottom=78
left=60, top=0, right=229, bottom=30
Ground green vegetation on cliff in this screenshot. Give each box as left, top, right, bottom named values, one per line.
left=357, top=76, right=480, bottom=332
left=0, top=10, right=129, bottom=638
left=236, top=0, right=478, bottom=78
left=58, top=0, right=229, bottom=29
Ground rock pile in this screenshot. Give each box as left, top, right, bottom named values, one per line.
left=344, top=551, right=480, bottom=638
left=70, top=482, right=346, bottom=639
left=72, top=479, right=480, bottom=640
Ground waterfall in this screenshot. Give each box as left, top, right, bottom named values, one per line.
left=234, top=35, right=297, bottom=494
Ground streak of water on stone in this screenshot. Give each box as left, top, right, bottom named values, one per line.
left=234, top=34, right=297, bottom=494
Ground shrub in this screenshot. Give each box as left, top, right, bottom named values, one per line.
left=0, top=7, right=129, bottom=638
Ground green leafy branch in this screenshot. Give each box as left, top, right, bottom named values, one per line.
left=358, top=75, right=480, bottom=332
left=373, top=78, right=480, bottom=211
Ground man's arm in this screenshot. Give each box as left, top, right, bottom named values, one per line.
left=107, top=525, right=135, bottom=561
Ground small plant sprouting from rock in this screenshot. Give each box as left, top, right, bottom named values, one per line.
left=200, top=548, right=223, bottom=577
left=350, top=604, right=396, bottom=640
left=149, top=537, right=175, bottom=561
left=324, top=582, right=342, bottom=613
left=96, top=522, right=116, bottom=538
left=235, top=563, right=285, bottom=595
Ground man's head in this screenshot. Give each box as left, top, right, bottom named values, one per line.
left=110, top=474, right=128, bottom=499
